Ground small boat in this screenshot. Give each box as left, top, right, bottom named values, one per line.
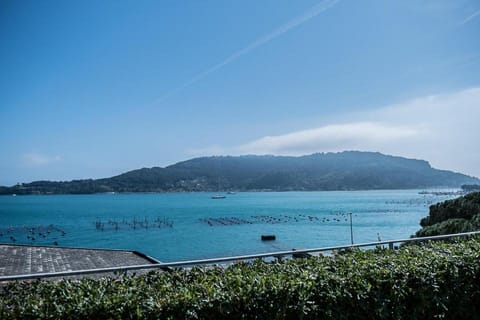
left=227, top=191, right=236, bottom=194
left=211, top=195, right=226, bottom=199
left=261, top=234, right=276, bottom=241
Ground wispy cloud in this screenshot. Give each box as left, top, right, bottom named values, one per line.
left=235, top=122, right=418, bottom=155
left=22, top=152, right=61, bottom=167
left=156, top=0, right=340, bottom=102
left=459, top=8, right=480, bottom=25
left=189, top=122, right=421, bottom=157
left=190, top=87, right=480, bottom=177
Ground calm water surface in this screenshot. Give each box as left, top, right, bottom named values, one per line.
left=0, top=191, right=456, bottom=261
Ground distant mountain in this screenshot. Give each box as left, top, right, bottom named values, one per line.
left=1, top=151, right=479, bottom=194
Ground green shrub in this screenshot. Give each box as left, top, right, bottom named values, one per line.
left=1, top=238, right=480, bottom=319
left=416, top=192, right=480, bottom=236
left=420, top=192, right=480, bottom=227
left=416, top=218, right=476, bottom=237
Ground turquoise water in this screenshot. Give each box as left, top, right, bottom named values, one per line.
left=0, top=191, right=456, bottom=262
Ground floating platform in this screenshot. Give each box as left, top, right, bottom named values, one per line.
left=0, top=244, right=160, bottom=280
left=261, top=234, right=276, bottom=241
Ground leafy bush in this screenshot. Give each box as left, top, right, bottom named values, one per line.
left=416, top=218, right=477, bottom=237
left=1, top=238, right=480, bottom=319
left=416, top=192, right=480, bottom=236
left=420, top=192, right=480, bottom=227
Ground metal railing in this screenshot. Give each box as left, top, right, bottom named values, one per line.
left=1, top=230, right=479, bottom=282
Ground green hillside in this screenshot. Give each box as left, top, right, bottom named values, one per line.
left=1, top=151, right=478, bottom=194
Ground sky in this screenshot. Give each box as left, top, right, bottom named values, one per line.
left=1, top=0, right=479, bottom=186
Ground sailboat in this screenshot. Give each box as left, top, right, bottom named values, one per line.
left=211, top=177, right=226, bottom=199
left=211, top=159, right=226, bottom=199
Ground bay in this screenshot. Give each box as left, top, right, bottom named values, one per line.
left=0, top=190, right=456, bottom=262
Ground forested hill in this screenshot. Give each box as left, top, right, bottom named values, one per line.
left=1, top=151, right=479, bottom=194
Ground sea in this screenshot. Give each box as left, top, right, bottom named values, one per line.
left=0, top=190, right=458, bottom=262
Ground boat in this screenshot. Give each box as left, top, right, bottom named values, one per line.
left=210, top=161, right=227, bottom=199
left=227, top=191, right=236, bottom=194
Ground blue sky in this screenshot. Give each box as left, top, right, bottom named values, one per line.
left=1, top=0, right=479, bottom=185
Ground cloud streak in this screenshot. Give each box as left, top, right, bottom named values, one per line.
left=156, top=0, right=340, bottom=102
left=459, top=8, right=480, bottom=25
left=236, top=122, right=418, bottom=155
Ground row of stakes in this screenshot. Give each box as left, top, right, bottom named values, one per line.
left=200, top=212, right=358, bottom=227
left=385, top=197, right=437, bottom=206
left=2, top=212, right=365, bottom=243
left=94, top=216, right=174, bottom=231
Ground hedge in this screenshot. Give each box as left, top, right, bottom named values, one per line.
left=1, top=238, right=480, bottom=319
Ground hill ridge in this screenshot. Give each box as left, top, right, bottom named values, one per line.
left=1, top=151, right=478, bottom=194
